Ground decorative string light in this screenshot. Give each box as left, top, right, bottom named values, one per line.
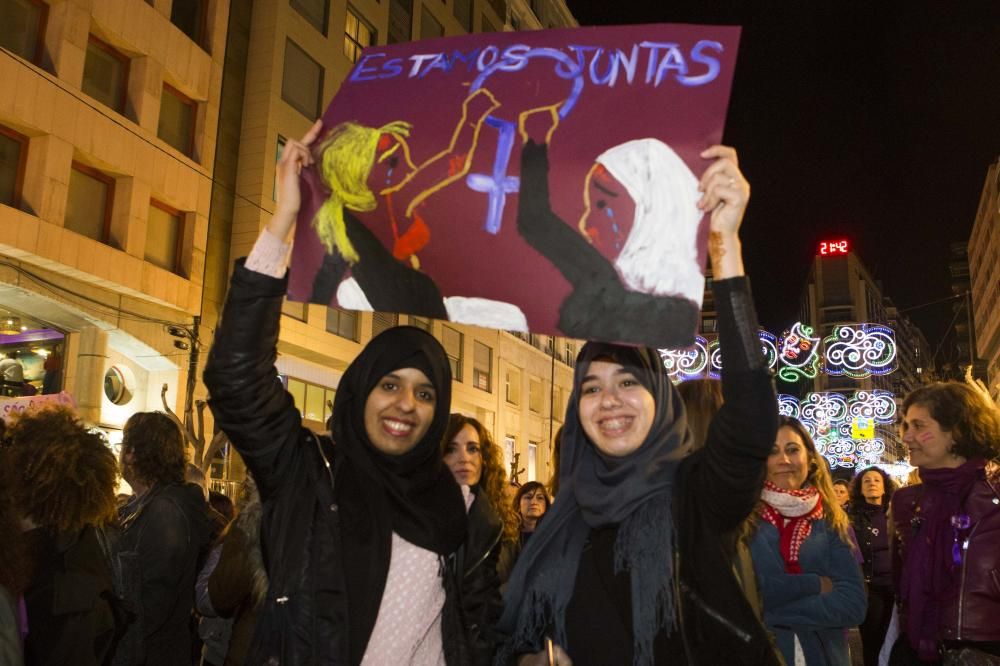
left=824, top=324, right=897, bottom=378
left=658, top=335, right=709, bottom=382
left=778, top=323, right=821, bottom=382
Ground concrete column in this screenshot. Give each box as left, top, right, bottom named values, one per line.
left=21, top=135, right=74, bottom=224
left=127, top=57, right=165, bottom=134
left=107, top=176, right=150, bottom=256
left=74, top=325, right=108, bottom=423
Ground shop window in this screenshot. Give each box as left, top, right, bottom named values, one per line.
left=372, top=311, right=398, bottom=338
left=0, top=125, right=28, bottom=208
left=326, top=307, right=358, bottom=340
left=473, top=341, right=491, bottom=392
left=146, top=200, right=183, bottom=275
left=442, top=325, right=463, bottom=381
left=420, top=5, right=443, bottom=39
left=292, top=0, right=329, bottom=35
left=65, top=162, right=114, bottom=243
left=343, top=6, right=374, bottom=62
left=527, top=442, right=538, bottom=481
left=158, top=84, right=196, bottom=157
left=0, top=0, right=47, bottom=63
left=286, top=376, right=336, bottom=423
left=282, top=39, right=324, bottom=119
left=170, top=0, right=207, bottom=48
left=82, top=36, right=129, bottom=113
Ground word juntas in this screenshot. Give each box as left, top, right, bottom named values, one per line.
left=350, top=40, right=725, bottom=88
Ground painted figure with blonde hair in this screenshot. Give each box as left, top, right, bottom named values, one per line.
left=745, top=416, right=866, bottom=665
left=308, top=88, right=500, bottom=313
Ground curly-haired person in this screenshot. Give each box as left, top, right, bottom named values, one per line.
left=3, top=407, right=119, bottom=665
left=117, top=411, right=210, bottom=666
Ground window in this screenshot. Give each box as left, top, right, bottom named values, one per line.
left=372, top=311, right=398, bottom=337
left=0, top=0, right=46, bottom=63
left=273, top=136, right=285, bottom=201
left=292, top=0, right=329, bottom=35
left=529, top=333, right=541, bottom=349
left=326, top=307, right=358, bottom=340
left=528, top=378, right=542, bottom=413
left=82, top=36, right=129, bottom=113
left=170, top=0, right=207, bottom=47
left=701, top=317, right=717, bottom=333
left=65, top=163, right=113, bottom=242
left=0, top=125, right=27, bottom=207
left=285, top=376, right=336, bottom=423
left=343, top=6, right=374, bottom=63
left=146, top=201, right=183, bottom=274
left=503, top=435, right=516, bottom=480
left=409, top=315, right=432, bottom=332
left=387, top=0, right=412, bottom=43
left=420, top=5, right=443, bottom=40
left=453, top=0, right=472, bottom=32
left=282, top=39, right=324, bottom=119
left=544, top=336, right=554, bottom=356
left=473, top=341, right=491, bottom=392
left=563, top=342, right=576, bottom=367
left=281, top=298, right=307, bottom=322
left=527, top=442, right=538, bottom=481
left=505, top=366, right=520, bottom=405
left=158, top=84, right=196, bottom=157
left=442, top=325, right=463, bottom=381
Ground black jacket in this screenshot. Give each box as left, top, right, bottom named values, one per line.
left=23, top=525, right=117, bottom=665
left=204, top=260, right=501, bottom=665
left=116, top=483, right=211, bottom=666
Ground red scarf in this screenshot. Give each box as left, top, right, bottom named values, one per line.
left=760, top=481, right=824, bottom=573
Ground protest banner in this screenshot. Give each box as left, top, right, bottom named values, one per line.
left=290, top=23, right=741, bottom=347
left=0, top=391, right=77, bottom=423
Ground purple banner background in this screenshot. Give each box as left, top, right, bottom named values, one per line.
left=290, top=23, right=741, bottom=345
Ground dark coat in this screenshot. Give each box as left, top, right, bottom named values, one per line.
left=204, top=260, right=501, bottom=665
left=22, top=525, right=116, bottom=665
left=890, top=463, right=1000, bottom=644
left=117, top=483, right=211, bottom=665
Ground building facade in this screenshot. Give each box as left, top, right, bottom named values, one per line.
left=969, top=157, right=1000, bottom=400
left=1, top=0, right=228, bottom=449
left=799, top=247, right=929, bottom=464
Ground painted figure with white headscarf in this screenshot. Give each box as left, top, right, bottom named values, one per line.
left=515, top=109, right=704, bottom=348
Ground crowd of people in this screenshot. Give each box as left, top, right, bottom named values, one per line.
left=1, top=121, right=998, bottom=666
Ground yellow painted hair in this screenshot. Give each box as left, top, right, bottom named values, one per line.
left=313, top=120, right=412, bottom=263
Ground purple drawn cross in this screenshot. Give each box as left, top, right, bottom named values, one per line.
left=466, top=116, right=519, bottom=235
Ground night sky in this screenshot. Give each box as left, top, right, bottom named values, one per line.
left=567, top=0, right=1000, bottom=359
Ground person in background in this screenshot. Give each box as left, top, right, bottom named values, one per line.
left=204, top=478, right=267, bottom=666
left=117, top=412, right=211, bottom=666
left=0, top=350, right=25, bottom=397
left=889, top=382, right=1000, bottom=665
left=441, top=413, right=514, bottom=656
left=41, top=346, right=62, bottom=395
left=848, top=466, right=897, bottom=666
left=832, top=478, right=852, bottom=510
left=0, top=418, right=28, bottom=666
left=745, top=416, right=867, bottom=666
left=498, top=481, right=550, bottom=587
left=4, top=407, right=119, bottom=665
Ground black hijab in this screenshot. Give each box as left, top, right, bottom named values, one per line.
left=330, top=325, right=466, bottom=554
left=329, top=326, right=466, bottom=662
left=497, top=342, right=692, bottom=666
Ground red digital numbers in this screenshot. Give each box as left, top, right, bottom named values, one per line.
left=819, top=239, right=849, bottom=255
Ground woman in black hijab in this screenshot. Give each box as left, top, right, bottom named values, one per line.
left=496, top=146, right=782, bottom=666
left=205, top=121, right=498, bottom=665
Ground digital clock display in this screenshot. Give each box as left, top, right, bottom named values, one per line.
left=819, top=240, right=849, bottom=255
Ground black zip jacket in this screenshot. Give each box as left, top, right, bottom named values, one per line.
left=204, top=260, right=501, bottom=665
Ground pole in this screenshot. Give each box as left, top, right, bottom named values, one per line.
left=183, top=315, right=201, bottom=433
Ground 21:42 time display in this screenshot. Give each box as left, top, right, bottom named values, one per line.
left=819, top=239, right=849, bottom=255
